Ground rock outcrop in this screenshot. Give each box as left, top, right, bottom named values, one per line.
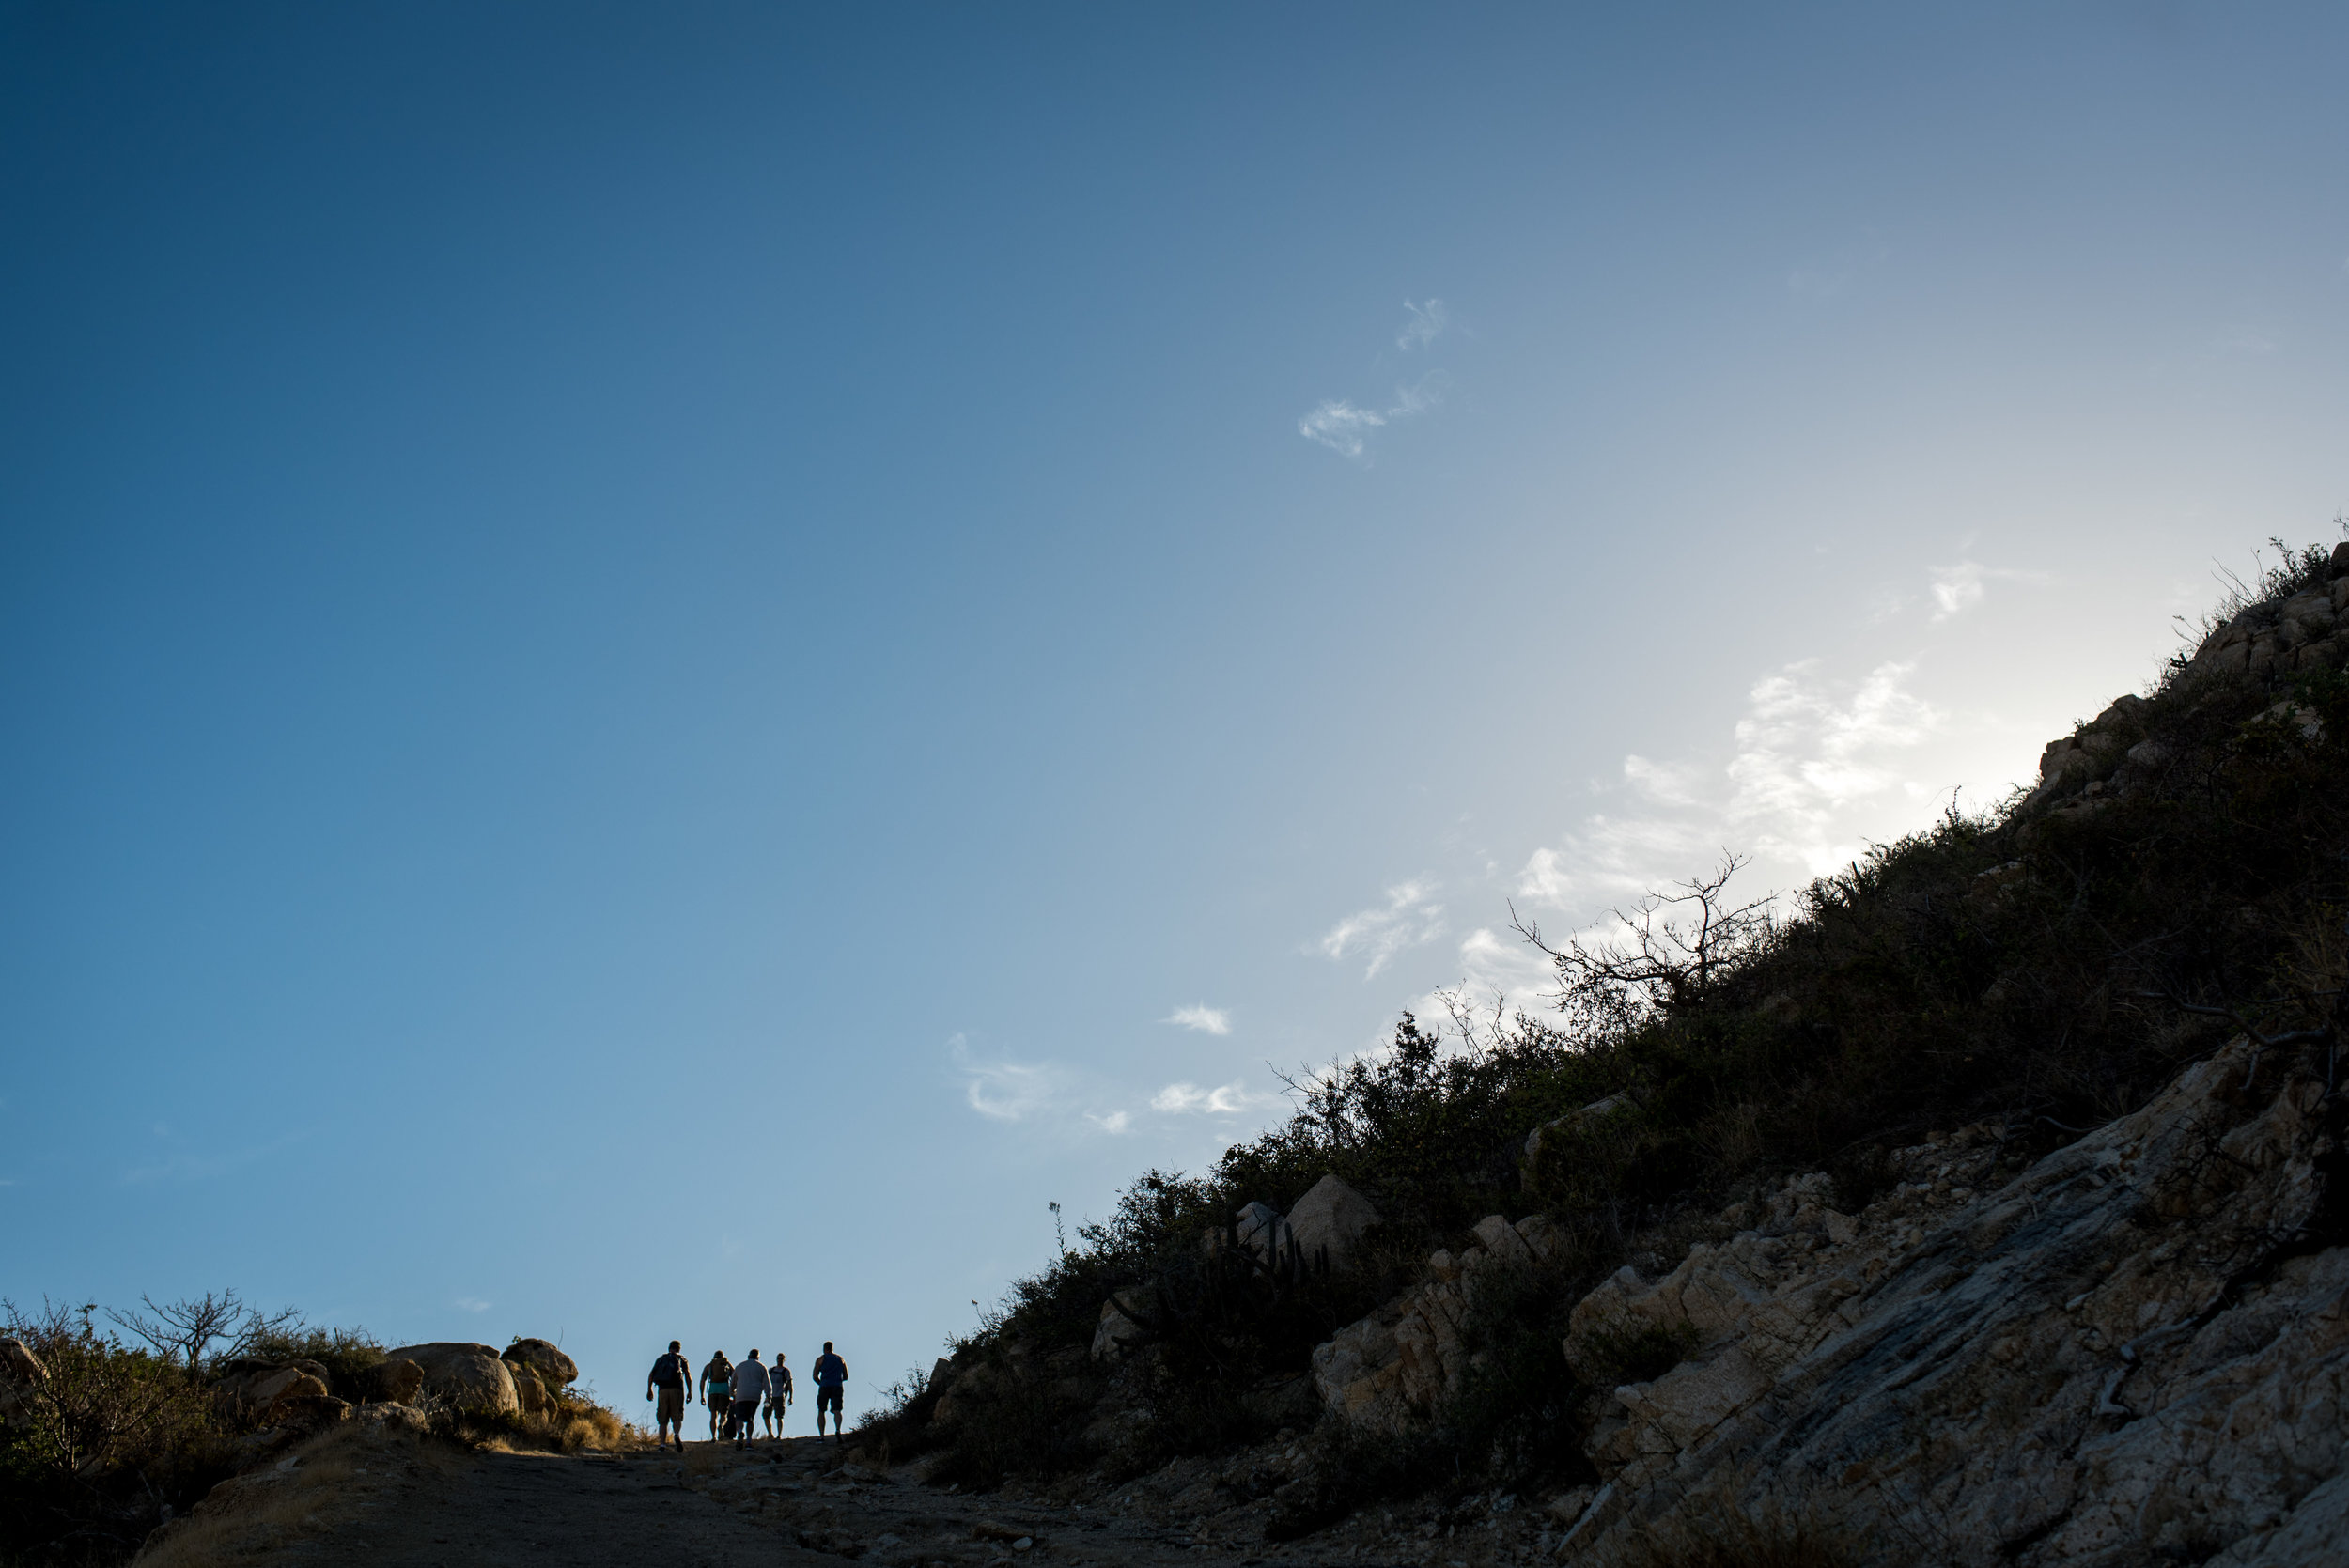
left=2181, top=544, right=2349, bottom=688
left=384, top=1342, right=521, bottom=1416
left=1312, top=1211, right=1568, bottom=1428
left=502, top=1337, right=578, bottom=1389
left=359, top=1357, right=425, bottom=1405
left=1286, top=1173, right=1383, bottom=1271
left=1310, top=1034, right=2348, bottom=1565
left=213, top=1358, right=335, bottom=1422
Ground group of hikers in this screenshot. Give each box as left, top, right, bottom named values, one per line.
left=644, top=1339, right=849, bottom=1452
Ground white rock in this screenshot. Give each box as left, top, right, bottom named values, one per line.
left=1285, top=1173, right=1382, bottom=1271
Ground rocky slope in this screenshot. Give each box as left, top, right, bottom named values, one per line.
left=863, top=546, right=2349, bottom=1567
left=1303, top=1032, right=2343, bottom=1565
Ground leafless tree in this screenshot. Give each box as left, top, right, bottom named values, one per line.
left=109, top=1289, right=302, bottom=1370
left=1513, top=851, right=1777, bottom=1030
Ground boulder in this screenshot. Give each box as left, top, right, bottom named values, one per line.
left=359, top=1402, right=431, bottom=1436
left=501, top=1337, right=578, bottom=1389
left=359, top=1358, right=425, bottom=1405
left=273, top=1392, right=351, bottom=1427
left=1235, top=1200, right=1294, bottom=1265
left=1523, top=1094, right=1634, bottom=1167
left=383, top=1342, right=520, bottom=1416
left=1285, top=1173, right=1382, bottom=1271
left=212, top=1359, right=333, bottom=1420
left=507, top=1361, right=552, bottom=1415
left=1090, top=1287, right=1156, bottom=1363
left=265, top=1374, right=333, bottom=1421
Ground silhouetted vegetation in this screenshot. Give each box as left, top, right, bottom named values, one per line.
left=866, top=532, right=2349, bottom=1510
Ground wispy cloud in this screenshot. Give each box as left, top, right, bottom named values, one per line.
left=1164, top=1004, right=1231, bottom=1035
left=948, top=1033, right=1068, bottom=1123
left=1151, top=1080, right=1279, bottom=1115
left=1319, top=879, right=1446, bottom=978
left=455, top=1297, right=491, bottom=1313
left=1297, top=374, right=1453, bottom=458
left=1299, top=399, right=1387, bottom=458
left=947, top=1033, right=1140, bottom=1136
left=1929, top=561, right=2051, bottom=620
left=1396, top=298, right=1449, bottom=350
left=1300, top=296, right=1455, bottom=460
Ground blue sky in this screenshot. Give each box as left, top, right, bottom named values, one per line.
left=5, top=2, right=2347, bottom=1408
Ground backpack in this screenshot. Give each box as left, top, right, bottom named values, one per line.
left=649, top=1352, right=687, bottom=1388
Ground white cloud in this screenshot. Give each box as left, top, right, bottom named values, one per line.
left=1151, top=1080, right=1278, bottom=1115
left=1517, top=660, right=1948, bottom=915
left=1397, top=298, right=1449, bottom=350
left=1165, top=1004, right=1231, bottom=1035
left=1930, top=561, right=2051, bottom=621
left=1318, top=879, right=1446, bottom=978
left=1088, top=1110, right=1132, bottom=1134
left=456, top=1297, right=491, bottom=1313
left=1726, top=661, right=1940, bottom=872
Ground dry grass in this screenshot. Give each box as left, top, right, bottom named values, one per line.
left=428, top=1389, right=645, bottom=1455
left=132, top=1421, right=444, bottom=1567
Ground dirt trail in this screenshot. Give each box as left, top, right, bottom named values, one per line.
left=145, top=1426, right=1477, bottom=1567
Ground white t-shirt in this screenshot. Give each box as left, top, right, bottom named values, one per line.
left=731, top=1358, right=772, bottom=1401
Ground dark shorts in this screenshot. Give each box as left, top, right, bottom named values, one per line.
left=655, top=1387, right=684, bottom=1423
left=817, top=1386, right=843, bottom=1413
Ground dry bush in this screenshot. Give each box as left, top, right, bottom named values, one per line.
left=424, top=1387, right=642, bottom=1454
left=1, top=1299, right=231, bottom=1563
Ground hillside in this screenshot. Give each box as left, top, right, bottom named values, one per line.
left=863, top=537, right=2349, bottom=1567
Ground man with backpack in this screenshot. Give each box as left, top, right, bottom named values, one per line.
left=700, top=1349, right=734, bottom=1442
left=645, top=1340, right=691, bottom=1452
left=728, top=1349, right=772, bottom=1449
left=763, top=1351, right=794, bottom=1438
left=811, top=1341, right=848, bottom=1443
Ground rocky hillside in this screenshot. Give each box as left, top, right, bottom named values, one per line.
left=870, top=538, right=2349, bottom=1567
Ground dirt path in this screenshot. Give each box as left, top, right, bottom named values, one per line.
left=300, top=1445, right=832, bottom=1566
left=143, top=1423, right=1503, bottom=1568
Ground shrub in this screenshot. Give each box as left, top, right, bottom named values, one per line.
left=0, top=1299, right=231, bottom=1564
left=235, top=1325, right=386, bottom=1403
